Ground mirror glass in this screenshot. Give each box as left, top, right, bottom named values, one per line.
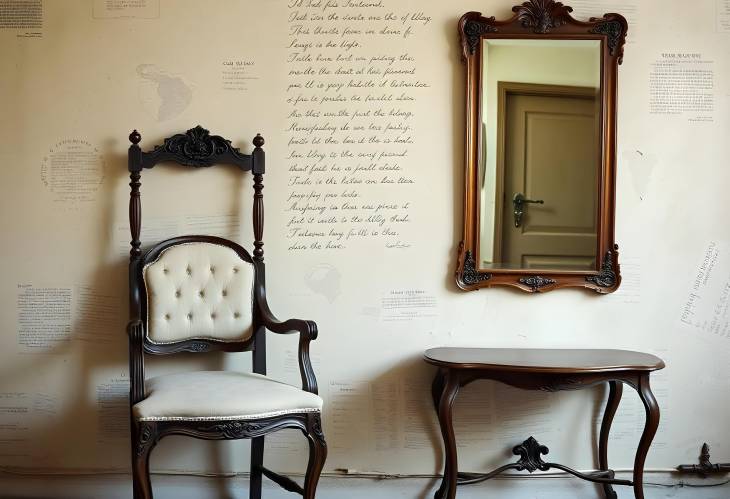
left=479, top=39, right=602, bottom=271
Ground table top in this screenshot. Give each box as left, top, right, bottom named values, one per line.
left=424, top=348, right=665, bottom=373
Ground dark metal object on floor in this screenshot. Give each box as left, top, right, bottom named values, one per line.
left=677, top=443, right=730, bottom=477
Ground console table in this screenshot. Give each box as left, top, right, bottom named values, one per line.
left=425, top=348, right=665, bottom=499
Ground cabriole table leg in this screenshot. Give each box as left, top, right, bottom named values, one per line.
left=633, top=373, right=660, bottom=499
left=434, top=371, right=461, bottom=499
left=599, top=380, right=623, bottom=499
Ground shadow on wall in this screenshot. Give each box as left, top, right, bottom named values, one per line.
left=329, top=355, right=443, bottom=499
left=0, top=145, right=131, bottom=472
left=1, top=142, right=249, bottom=494
left=335, top=353, right=608, bottom=499
left=382, top=358, right=612, bottom=499
left=2, top=116, right=616, bottom=496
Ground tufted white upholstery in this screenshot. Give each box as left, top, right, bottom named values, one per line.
left=144, top=242, right=255, bottom=344
left=133, top=371, right=323, bottom=421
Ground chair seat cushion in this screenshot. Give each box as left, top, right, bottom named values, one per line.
left=133, top=371, right=323, bottom=421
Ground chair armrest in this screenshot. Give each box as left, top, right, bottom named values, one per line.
left=257, top=296, right=319, bottom=394
left=127, top=320, right=145, bottom=405
left=258, top=297, right=318, bottom=340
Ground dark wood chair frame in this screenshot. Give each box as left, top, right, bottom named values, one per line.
left=126, top=126, right=327, bottom=499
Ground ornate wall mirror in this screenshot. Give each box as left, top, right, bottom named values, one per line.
left=455, top=1, right=627, bottom=293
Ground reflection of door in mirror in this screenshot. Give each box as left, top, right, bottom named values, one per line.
left=479, top=39, right=601, bottom=271
left=500, top=84, right=598, bottom=270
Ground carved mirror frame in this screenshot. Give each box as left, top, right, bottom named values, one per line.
left=456, top=1, right=627, bottom=293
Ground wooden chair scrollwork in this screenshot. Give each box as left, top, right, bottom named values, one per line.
left=126, top=126, right=326, bottom=499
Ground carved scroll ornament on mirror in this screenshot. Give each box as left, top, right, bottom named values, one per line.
left=456, top=0, right=627, bottom=293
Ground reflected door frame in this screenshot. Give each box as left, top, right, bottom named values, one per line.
left=493, top=81, right=601, bottom=265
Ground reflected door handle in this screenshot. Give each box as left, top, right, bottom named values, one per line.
left=513, top=192, right=544, bottom=227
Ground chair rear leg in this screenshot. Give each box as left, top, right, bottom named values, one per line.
left=133, top=422, right=156, bottom=499
left=303, top=414, right=327, bottom=499
left=250, top=436, right=265, bottom=499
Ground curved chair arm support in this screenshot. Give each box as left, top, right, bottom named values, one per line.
left=127, top=320, right=146, bottom=405
left=257, top=296, right=318, bottom=340
left=257, top=295, right=319, bottom=395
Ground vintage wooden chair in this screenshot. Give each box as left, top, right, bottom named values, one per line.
left=126, top=126, right=326, bottom=499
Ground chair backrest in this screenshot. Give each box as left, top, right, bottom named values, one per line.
left=142, top=236, right=256, bottom=347
left=127, top=127, right=266, bottom=357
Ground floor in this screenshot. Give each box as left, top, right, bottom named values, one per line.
left=1, top=473, right=728, bottom=498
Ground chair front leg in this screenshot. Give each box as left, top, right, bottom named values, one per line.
left=133, top=421, right=157, bottom=499
left=303, top=413, right=327, bottom=499
left=298, top=332, right=319, bottom=394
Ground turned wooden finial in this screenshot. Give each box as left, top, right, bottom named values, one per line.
left=129, top=130, right=141, bottom=144
left=253, top=133, right=265, bottom=148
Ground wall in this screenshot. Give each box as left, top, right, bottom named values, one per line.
left=0, top=0, right=729, bottom=492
